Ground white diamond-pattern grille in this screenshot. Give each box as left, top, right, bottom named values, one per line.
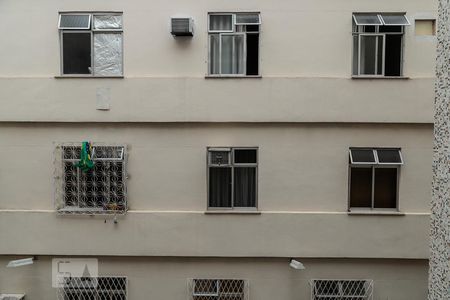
left=55, top=143, right=127, bottom=215
left=310, top=279, right=373, bottom=300
left=189, top=279, right=248, bottom=300
left=57, top=277, right=127, bottom=300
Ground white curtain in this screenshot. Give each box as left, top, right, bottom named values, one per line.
left=93, top=33, right=123, bottom=76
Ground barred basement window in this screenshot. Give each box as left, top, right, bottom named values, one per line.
left=189, top=279, right=249, bottom=300
left=310, top=279, right=373, bottom=300
left=352, top=13, right=410, bottom=77
left=58, top=13, right=123, bottom=76
left=56, top=277, right=127, bottom=300
left=207, top=147, right=258, bottom=210
left=55, top=143, right=127, bottom=214
left=349, top=148, right=403, bottom=210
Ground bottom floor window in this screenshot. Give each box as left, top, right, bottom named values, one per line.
left=311, top=279, right=373, bottom=300
left=190, top=279, right=248, bottom=300
left=57, top=277, right=127, bottom=300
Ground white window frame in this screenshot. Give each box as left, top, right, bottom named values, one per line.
left=348, top=148, right=403, bottom=211
left=352, top=13, right=409, bottom=77
left=189, top=279, right=248, bottom=300
left=57, top=276, right=128, bottom=300
left=207, top=147, right=258, bottom=211
left=59, top=12, right=123, bottom=77
left=207, top=12, right=260, bottom=77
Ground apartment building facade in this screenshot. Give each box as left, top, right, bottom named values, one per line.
left=0, top=0, right=436, bottom=299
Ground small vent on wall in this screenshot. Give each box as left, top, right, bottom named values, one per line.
left=171, top=18, right=194, bottom=36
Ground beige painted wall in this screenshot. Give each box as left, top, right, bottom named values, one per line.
left=0, top=0, right=437, bottom=123
left=0, top=0, right=437, bottom=77
left=0, top=256, right=428, bottom=300
left=0, top=123, right=431, bottom=258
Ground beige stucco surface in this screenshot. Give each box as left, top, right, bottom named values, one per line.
left=0, top=257, right=429, bottom=300
left=0, top=123, right=431, bottom=258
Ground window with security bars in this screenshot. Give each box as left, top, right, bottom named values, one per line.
left=349, top=148, right=403, bottom=210
left=310, top=279, right=373, bottom=300
left=55, top=144, right=127, bottom=214
left=207, top=147, right=258, bottom=210
left=58, top=13, right=123, bottom=76
left=57, top=277, right=127, bottom=300
left=208, top=13, right=260, bottom=76
left=189, top=279, right=248, bottom=300
left=352, top=13, right=410, bottom=77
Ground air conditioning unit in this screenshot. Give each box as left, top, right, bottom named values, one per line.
left=0, top=294, right=25, bottom=300
left=171, top=17, right=194, bottom=36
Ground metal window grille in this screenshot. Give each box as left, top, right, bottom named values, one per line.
left=188, top=279, right=249, bottom=300
left=57, top=276, right=127, bottom=300
left=310, top=279, right=373, bottom=300
left=54, top=143, right=127, bottom=215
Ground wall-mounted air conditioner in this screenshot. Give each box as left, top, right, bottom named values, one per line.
left=0, top=294, right=26, bottom=300
left=171, top=17, right=194, bottom=36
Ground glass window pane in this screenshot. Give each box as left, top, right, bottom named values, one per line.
left=59, top=14, right=91, bottom=29
left=352, top=35, right=359, bottom=75
left=377, top=35, right=383, bottom=75
left=246, top=33, right=259, bottom=75
left=360, top=35, right=377, bottom=75
left=353, top=14, right=382, bottom=26
left=209, top=34, right=220, bottom=74
left=381, top=14, right=410, bottom=26
left=377, top=149, right=402, bottom=164
left=350, top=149, right=375, bottom=163
left=235, top=13, right=260, bottom=24
left=209, top=15, right=233, bottom=31
left=234, top=149, right=257, bottom=164
left=93, top=33, right=123, bottom=76
left=209, top=167, right=232, bottom=207
left=209, top=151, right=230, bottom=165
left=234, top=167, right=256, bottom=207
left=374, top=168, right=397, bottom=208
left=93, top=15, right=122, bottom=29
left=350, top=168, right=372, bottom=208
left=221, top=35, right=245, bottom=74
left=62, top=32, right=91, bottom=74
left=384, top=34, right=402, bottom=76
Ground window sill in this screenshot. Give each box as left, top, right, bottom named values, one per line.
left=204, top=210, right=261, bottom=215
left=348, top=210, right=405, bottom=216
left=54, top=75, right=124, bottom=79
left=205, top=75, right=262, bottom=79
left=351, top=75, right=409, bottom=80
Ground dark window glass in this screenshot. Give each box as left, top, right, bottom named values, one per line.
left=377, top=149, right=402, bottom=164
left=374, top=168, right=397, bottom=208
left=62, top=32, right=91, bottom=74
left=246, top=25, right=259, bottom=32
left=234, top=149, right=257, bottom=163
left=350, top=168, right=372, bottom=207
left=209, top=167, right=232, bottom=207
left=234, top=167, right=256, bottom=207
left=350, top=149, right=375, bottom=163
left=379, top=25, right=402, bottom=33
left=384, top=35, right=402, bottom=76
left=60, top=15, right=90, bottom=28
left=364, top=25, right=376, bottom=32
left=246, top=34, right=259, bottom=75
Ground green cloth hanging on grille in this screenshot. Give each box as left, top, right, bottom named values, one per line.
left=76, top=141, right=94, bottom=172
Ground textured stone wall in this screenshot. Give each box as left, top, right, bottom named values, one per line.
left=429, top=0, right=450, bottom=298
